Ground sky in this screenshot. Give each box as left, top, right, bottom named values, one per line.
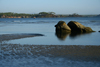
left=0, top=0, right=100, bottom=15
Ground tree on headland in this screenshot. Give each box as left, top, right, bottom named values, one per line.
left=38, top=12, right=56, bottom=18
left=69, top=13, right=82, bottom=17
left=39, top=12, right=55, bottom=15
left=48, top=12, right=55, bottom=15
left=39, top=12, right=49, bottom=15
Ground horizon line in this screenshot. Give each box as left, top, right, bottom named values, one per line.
left=0, top=12, right=99, bottom=15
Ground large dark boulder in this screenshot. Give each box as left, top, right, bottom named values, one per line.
left=83, top=27, right=94, bottom=32
left=55, top=21, right=71, bottom=32
left=67, top=21, right=94, bottom=33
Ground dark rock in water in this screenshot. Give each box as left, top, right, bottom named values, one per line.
left=99, top=31, right=100, bottom=32
left=55, top=21, right=95, bottom=40
left=67, top=21, right=94, bottom=33
left=55, top=21, right=71, bottom=40
left=55, top=21, right=71, bottom=32
left=67, top=21, right=85, bottom=32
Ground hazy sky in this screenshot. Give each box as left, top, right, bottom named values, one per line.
left=0, top=0, right=100, bottom=14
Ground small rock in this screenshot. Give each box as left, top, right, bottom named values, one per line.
left=55, top=21, right=71, bottom=32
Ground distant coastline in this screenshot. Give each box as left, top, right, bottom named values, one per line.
left=0, top=12, right=100, bottom=18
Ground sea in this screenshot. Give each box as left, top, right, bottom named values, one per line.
left=0, top=17, right=100, bottom=67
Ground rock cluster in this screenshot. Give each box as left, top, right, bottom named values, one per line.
left=55, top=21, right=95, bottom=33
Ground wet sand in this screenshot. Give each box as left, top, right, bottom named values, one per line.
left=0, top=33, right=44, bottom=42
left=1, top=44, right=100, bottom=61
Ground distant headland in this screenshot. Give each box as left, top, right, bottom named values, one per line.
left=0, top=12, right=100, bottom=18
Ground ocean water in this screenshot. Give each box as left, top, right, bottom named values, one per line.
left=0, top=17, right=100, bottom=67
left=0, top=17, right=100, bottom=45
